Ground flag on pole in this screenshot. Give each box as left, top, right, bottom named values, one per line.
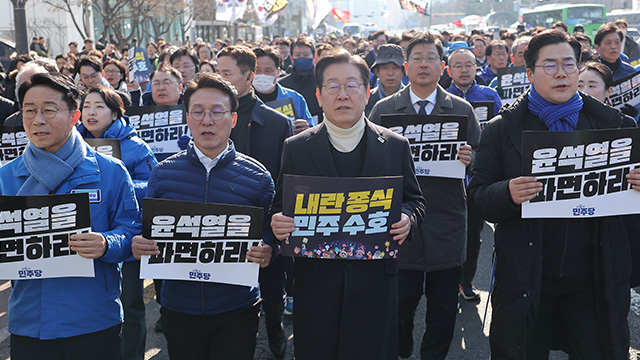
left=398, top=0, right=428, bottom=14
left=331, top=7, right=351, bottom=23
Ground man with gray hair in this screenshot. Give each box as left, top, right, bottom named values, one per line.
left=4, top=61, right=49, bottom=126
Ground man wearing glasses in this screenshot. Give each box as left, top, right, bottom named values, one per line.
left=270, top=50, right=425, bottom=359
left=369, top=32, right=480, bottom=360
left=2, top=72, right=140, bottom=360
left=169, top=48, right=199, bottom=87
left=77, top=56, right=110, bottom=90
left=143, top=64, right=184, bottom=106
left=468, top=30, right=639, bottom=359
left=132, top=73, right=275, bottom=360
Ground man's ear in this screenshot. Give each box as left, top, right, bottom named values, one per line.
left=316, top=88, right=322, bottom=108
left=71, top=110, right=81, bottom=125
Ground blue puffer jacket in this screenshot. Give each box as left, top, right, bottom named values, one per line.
left=477, top=65, right=498, bottom=84
left=146, top=140, right=275, bottom=316
left=0, top=143, right=140, bottom=339
left=276, top=83, right=314, bottom=126
left=446, top=81, right=503, bottom=117
left=77, top=116, right=158, bottom=205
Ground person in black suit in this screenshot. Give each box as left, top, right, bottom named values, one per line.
left=270, top=50, right=425, bottom=360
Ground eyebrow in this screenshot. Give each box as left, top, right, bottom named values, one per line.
left=540, top=56, right=575, bottom=62
left=324, top=76, right=360, bottom=82
left=23, top=100, right=62, bottom=106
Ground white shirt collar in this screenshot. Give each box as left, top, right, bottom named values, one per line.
left=193, top=141, right=232, bottom=173
left=409, top=87, right=438, bottom=105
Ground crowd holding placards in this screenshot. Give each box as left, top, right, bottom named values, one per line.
left=1, top=20, right=640, bottom=360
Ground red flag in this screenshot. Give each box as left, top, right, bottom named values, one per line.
left=331, top=7, right=351, bottom=23
left=452, top=20, right=463, bottom=27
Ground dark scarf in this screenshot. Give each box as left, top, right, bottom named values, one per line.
left=527, top=85, right=583, bottom=131
left=231, top=89, right=257, bottom=153
left=18, top=128, right=86, bottom=195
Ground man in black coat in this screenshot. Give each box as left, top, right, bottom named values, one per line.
left=278, top=36, right=322, bottom=124
left=468, top=29, right=640, bottom=360
left=270, top=50, right=425, bottom=360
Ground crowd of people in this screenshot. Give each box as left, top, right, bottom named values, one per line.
left=0, top=18, right=639, bottom=360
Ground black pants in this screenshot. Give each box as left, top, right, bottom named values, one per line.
left=120, top=260, right=146, bottom=360
left=161, top=303, right=260, bottom=360
left=11, top=324, right=121, bottom=360
left=258, top=254, right=293, bottom=343
left=526, top=274, right=603, bottom=360
left=398, top=267, right=461, bottom=360
left=461, top=208, right=484, bottom=286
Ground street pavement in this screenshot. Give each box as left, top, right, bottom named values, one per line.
left=1, top=223, right=639, bottom=359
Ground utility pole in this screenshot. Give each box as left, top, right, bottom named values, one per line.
left=12, top=0, right=29, bottom=55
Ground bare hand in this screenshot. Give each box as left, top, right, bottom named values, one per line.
left=626, top=168, right=640, bottom=192
left=508, top=176, right=543, bottom=205
left=457, top=144, right=472, bottom=167
left=69, top=232, right=106, bottom=259
left=389, top=213, right=411, bottom=245
left=131, top=235, right=160, bottom=260
left=293, top=119, right=310, bottom=135
left=127, top=78, right=141, bottom=92
left=271, top=212, right=295, bottom=241
left=246, top=241, right=272, bottom=268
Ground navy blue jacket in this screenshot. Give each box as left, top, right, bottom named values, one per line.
left=146, top=141, right=275, bottom=316
left=234, top=97, right=293, bottom=179
left=446, top=81, right=503, bottom=116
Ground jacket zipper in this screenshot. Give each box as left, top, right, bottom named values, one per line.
left=202, top=169, right=211, bottom=315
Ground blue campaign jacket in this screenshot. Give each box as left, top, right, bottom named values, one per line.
left=0, top=143, right=140, bottom=339
left=77, top=116, right=158, bottom=205
left=477, top=65, right=497, bottom=84
left=446, top=81, right=503, bottom=117
left=276, top=83, right=314, bottom=126
left=146, top=141, right=275, bottom=316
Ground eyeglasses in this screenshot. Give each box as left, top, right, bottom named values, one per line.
left=450, top=63, right=476, bottom=70
left=151, top=79, right=178, bottom=87
left=104, top=70, right=122, bottom=75
left=188, top=109, right=230, bottom=122
left=22, top=106, right=71, bottom=120
left=534, top=60, right=578, bottom=76
left=322, top=81, right=364, bottom=95
left=409, top=55, right=441, bottom=63
left=175, top=63, right=196, bottom=70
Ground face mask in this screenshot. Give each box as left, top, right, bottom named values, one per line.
left=294, top=57, right=314, bottom=73
left=253, top=74, right=277, bottom=93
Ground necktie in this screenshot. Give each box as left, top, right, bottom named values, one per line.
left=417, top=100, right=430, bottom=115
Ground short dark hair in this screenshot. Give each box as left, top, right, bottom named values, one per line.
left=574, top=32, right=592, bottom=46
left=217, top=45, right=257, bottom=74
left=19, top=72, right=80, bottom=110
left=68, top=41, right=78, bottom=47
left=253, top=46, right=280, bottom=69
left=77, top=55, right=103, bottom=73
left=401, top=32, right=415, bottom=43
left=594, top=23, right=624, bottom=46
left=486, top=40, right=510, bottom=57
left=470, top=35, right=486, bottom=46
left=371, top=30, right=387, bottom=41
left=315, top=49, right=370, bottom=93
left=277, top=38, right=291, bottom=47
left=291, top=36, right=316, bottom=55
left=55, top=53, right=69, bottom=62
left=103, top=59, right=126, bottom=76
left=406, top=32, right=444, bottom=60
left=614, top=19, right=628, bottom=29
left=147, top=41, right=158, bottom=51
left=150, top=63, right=183, bottom=83
left=199, top=59, right=217, bottom=73
left=552, top=21, right=568, bottom=32
left=82, top=85, right=125, bottom=119
left=524, top=30, right=581, bottom=71
left=580, top=61, right=613, bottom=89
left=197, top=44, right=213, bottom=58
left=84, top=38, right=94, bottom=44
left=184, top=72, right=239, bottom=112
left=169, top=47, right=199, bottom=71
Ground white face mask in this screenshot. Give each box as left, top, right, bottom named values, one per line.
left=253, top=74, right=277, bottom=93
